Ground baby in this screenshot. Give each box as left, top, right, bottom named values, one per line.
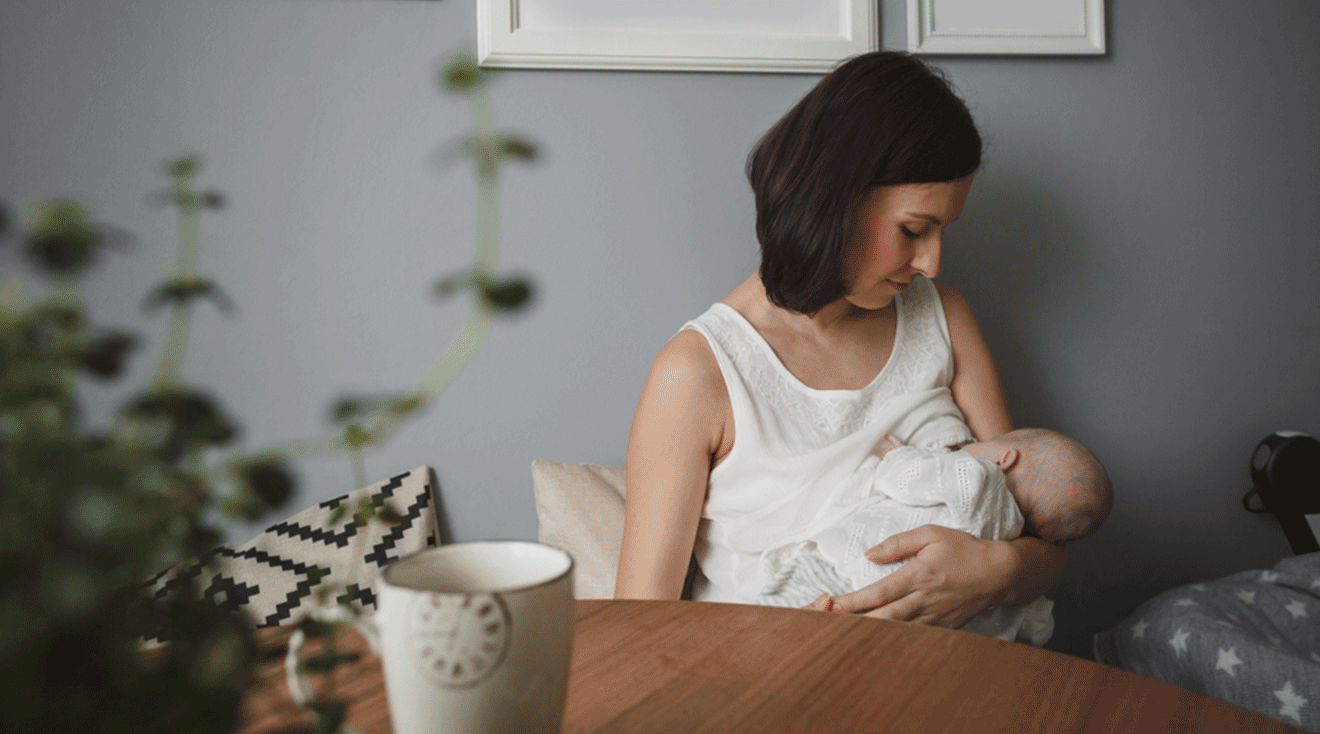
left=757, top=428, right=1111, bottom=642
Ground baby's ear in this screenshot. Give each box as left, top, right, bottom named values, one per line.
left=995, top=447, right=1021, bottom=472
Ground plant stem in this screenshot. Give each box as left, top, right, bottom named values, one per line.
left=349, top=448, right=367, bottom=493
left=176, top=204, right=200, bottom=278
left=152, top=306, right=191, bottom=389
left=469, top=93, right=499, bottom=274
left=264, top=78, right=505, bottom=464
left=151, top=201, right=200, bottom=389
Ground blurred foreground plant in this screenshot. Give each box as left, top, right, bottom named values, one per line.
left=0, top=51, right=535, bottom=734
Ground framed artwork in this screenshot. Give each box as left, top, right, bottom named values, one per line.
left=477, top=0, right=879, bottom=73
left=907, top=0, right=1105, bottom=55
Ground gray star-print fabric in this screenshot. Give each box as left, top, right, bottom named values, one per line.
left=1094, top=551, right=1319, bottom=731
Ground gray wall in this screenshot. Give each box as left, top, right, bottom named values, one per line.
left=3, top=0, right=1317, bottom=659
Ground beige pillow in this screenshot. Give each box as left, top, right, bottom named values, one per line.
left=531, top=460, right=626, bottom=599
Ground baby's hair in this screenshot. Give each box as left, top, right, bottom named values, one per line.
left=1009, top=428, right=1113, bottom=543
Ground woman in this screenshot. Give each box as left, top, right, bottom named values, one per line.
left=615, top=52, right=1107, bottom=631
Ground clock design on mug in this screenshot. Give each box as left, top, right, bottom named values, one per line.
left=407, top=592, right=511, bottom=688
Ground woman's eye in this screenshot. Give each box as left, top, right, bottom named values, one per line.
left=900, top=226, right=921, bottom=239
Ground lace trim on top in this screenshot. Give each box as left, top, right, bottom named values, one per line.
left=694, top=277, right=947, bottom=445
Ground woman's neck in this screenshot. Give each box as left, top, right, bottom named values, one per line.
left=725, top=272, right=889, bottom=337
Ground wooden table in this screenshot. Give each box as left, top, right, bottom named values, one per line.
left=239, top=599, right=1303, bottom=733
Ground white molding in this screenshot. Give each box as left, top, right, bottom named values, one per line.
left=907, top=0, right=1105, bottom=55
left=478, top=0, right=878, bottom=73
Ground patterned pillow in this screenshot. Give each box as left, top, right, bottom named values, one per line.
left=1093, top=552, right=1320, bottom=732
left=143, top=466, right=438, bottom=643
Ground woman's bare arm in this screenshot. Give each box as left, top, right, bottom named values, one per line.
left=614, top=330, right=730, bottom=600
left=937, top=282, right=1013, bottom=442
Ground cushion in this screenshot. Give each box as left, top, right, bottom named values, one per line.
left=1093, top=552, right=1320, bottom=732
left=531, top=460, right=626, bottom=599
left=144, top=466, right=438, bottom=642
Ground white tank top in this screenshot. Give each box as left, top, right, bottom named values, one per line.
left=681, top=275, right=975, bottom=603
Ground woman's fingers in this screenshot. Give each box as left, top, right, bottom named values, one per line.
left=828, top=527, right=940, bottom=614
left=864, top=524, right=938, bottom=564
left=825, top=585, right=885, bottom=615
left=803, top=593, right=834, bottom=612
left=861, top=593, right=925, bottom=622
left=828, top=562, right=923, bottom=615
left=830, top=525, right=1005, bottom=628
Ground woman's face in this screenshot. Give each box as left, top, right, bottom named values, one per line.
left=844, top=176, right=974, bottom=311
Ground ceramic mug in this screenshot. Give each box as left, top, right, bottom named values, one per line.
left=287, top=541, right=575, bottom=734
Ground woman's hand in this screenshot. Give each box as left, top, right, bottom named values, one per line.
left=804, top=524, right=1020, bottom=628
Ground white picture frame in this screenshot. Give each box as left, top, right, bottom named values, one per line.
left=477, top=0, right=878, bottom=73
left=907, top=0, right=1105, bottom=55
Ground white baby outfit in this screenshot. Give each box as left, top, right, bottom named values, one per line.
left=680, top=276, right=1053, bottom=644
left=756, top=445, right=1054, bottom=644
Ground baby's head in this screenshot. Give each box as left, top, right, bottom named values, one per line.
left=962, top=428, right=1112, bottom=544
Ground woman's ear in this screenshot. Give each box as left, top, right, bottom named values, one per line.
left=995, top=448, right=1020, bottom=472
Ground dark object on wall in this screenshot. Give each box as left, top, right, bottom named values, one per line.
left=1243, top=432, right=1320, bottom=554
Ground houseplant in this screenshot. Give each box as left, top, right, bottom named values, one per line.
left=0, top=51, right=534, bottom=734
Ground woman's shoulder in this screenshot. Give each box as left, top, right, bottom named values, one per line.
left=929, top=280, right=981, bottom=340
left=637, top=328, right=734, bottom=463
left=931, top=280, right=971, bottom=313
left=649, top=329, right=727, bottom=403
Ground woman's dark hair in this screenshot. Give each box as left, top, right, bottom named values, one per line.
left=747, top=51, right=982, bottom=314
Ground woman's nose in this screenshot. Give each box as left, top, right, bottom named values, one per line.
left=910, top=236, right=942, bottom=278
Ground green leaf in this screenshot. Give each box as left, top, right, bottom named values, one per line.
left=169, top=155, right=202, bottom=179
left=23, top=200, right=101, bottom=276
left=81, top=332, right=137, bottom=378
left=326, top=502, right=349, bottom=526
left=353, top=496, right=376, bottom=527
left=143, top=277, right=236, bottom=314
left=202, top=190, right=226, bottom=209
left=186, top=526, right=224, bottom=557
left=375, top=502, right=404, bottom=526
left=298, top=616, right=333, bottom=639
left=330, top=394, right=424, bottom=424
left=342, top=424, right=371, bottom=449
left=498, top=136, right=538, bottom=162
left=433, top=269, right=534, bottom=312
left=440, top=52, right=490, bottom=94
left=481, top=276, right=533, bottom=312
left=309, top=700, right=348, bottom=734
left=432, top=270, right=474, bottom=301
left=391, top=395, right=423, bottom=416
left=238, top=457, right=295, bottom=510
left=300, top=652, right=361, bottom=674
left=122, top=388, right=239, bottom=460
left=463, top=135, right=539, bottom=178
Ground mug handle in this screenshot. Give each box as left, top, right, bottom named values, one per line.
left=284, top=603, right=381, bottom=734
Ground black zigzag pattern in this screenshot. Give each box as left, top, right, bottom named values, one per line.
left=264, top=563, right=331, bottom=627
left=363, top=474, right=433, bottom=568
left=149, top=561, right=198, bottom=602
left=139, top=467, right=436, bottom=638
left=202, top=573, right=260, bottom=614
left=263, top=471, right=407, bottom=548
left=336, top=583, right=376, bottom=609
left=207, top=544, right=331, bottom=627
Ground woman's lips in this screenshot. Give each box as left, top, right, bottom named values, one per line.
left=887, top=279, right=908, bottom=291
